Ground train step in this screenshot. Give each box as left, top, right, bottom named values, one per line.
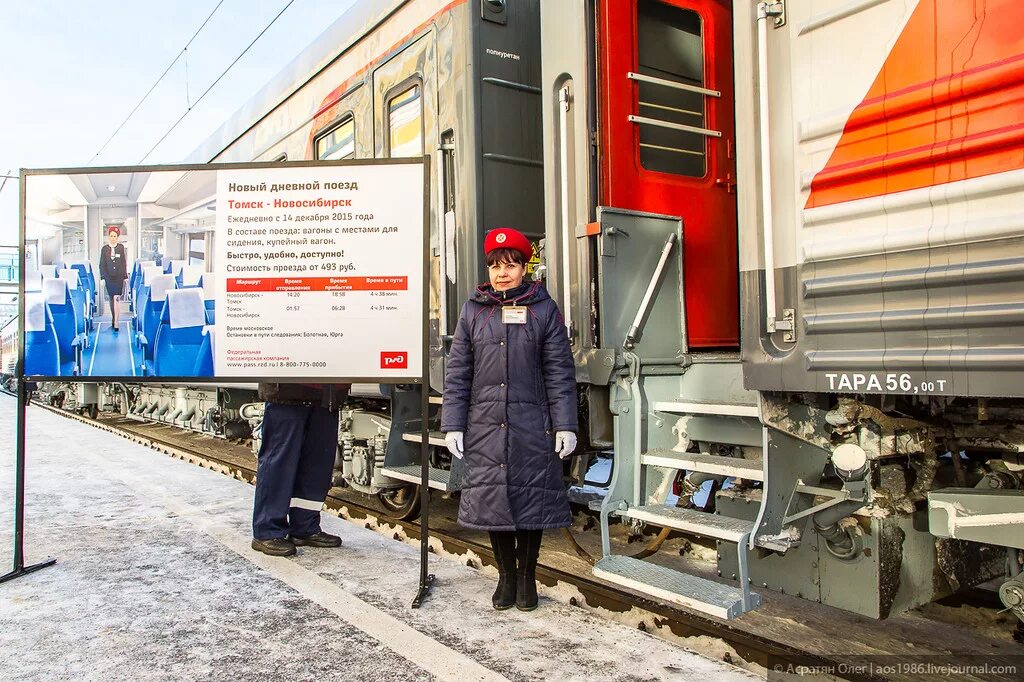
left=641, top=449, right=764, bottom=481
left=593, top=555, right=760, bottom=620
left=400, top=430, right=447, bottom=447
left=380, top=464, right=451, bottom=491
left=621, top=505, right=755, bottom=543
left=651, top=400, right=759, bottom=418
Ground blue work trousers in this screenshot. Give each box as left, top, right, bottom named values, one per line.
left=252, top=402, right=339, bottom=540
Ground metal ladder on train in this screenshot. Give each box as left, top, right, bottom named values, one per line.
left=379, top=395, right=462, bottom=493
left=593, top=358, right=766, bottom=620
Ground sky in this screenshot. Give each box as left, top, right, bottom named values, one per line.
left=0, top=0, right=359, bottom=246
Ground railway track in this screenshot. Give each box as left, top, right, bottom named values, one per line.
left=36, top=400, right=888, bottom=679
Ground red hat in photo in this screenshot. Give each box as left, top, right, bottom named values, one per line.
left=106, top=225, right=121, bottom=236
left=484, top=227, right=532, bottom=261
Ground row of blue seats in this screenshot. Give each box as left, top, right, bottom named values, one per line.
left=25, top=279, right=215, bottom=377
left=25, top=260, right=215, bottom=377
left=131, top=264, right=215, bottom=377
left=24, top=277, right=88, bottom=376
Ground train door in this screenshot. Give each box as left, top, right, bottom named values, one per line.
left=599, top=0, right=738, bottom=348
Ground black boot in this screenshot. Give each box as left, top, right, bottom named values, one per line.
left=515, top=529, right=543, bottom=611
left=488, top=531, right=517, bottom=610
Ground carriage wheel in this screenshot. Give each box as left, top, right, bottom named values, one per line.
left=377, top=484, right=422, bottom=521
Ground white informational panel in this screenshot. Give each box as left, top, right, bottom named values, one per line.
left=214, top=162, right=425, bottom=380
left=19, top=160, right=425, bottom=381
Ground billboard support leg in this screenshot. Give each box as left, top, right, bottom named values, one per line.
left=0, top=381, right=56, bottom=584
left=412, top=380, right=435, bottom=608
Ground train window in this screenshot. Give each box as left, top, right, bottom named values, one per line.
left=636, top=1, right=706, bottom=177
left=188, top=234, right=205, bottom=265
left=387, top=84, right=423, bottom=158
left=315, top=117, right=355, bottom=160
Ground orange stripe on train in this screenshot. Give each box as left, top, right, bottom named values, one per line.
left=806, top=0, right=1024, bottom=209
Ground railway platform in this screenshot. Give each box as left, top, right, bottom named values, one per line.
left=0, top=394, right=751, bottom=681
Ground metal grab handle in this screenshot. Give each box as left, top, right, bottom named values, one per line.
left=622, top=232, right=677, bottom=351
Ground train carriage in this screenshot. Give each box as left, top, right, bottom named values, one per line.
left=22, top=0, right=1024, bottom=626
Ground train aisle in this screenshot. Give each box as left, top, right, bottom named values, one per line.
left=82, top=315, right=137, bottom=376
left=0, top=396, right=752, bottom=681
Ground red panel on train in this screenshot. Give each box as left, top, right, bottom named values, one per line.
left=598, top=0, right=739, bottom=348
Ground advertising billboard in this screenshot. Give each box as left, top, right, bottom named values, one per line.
left=19, top=159, right=426, bottom=382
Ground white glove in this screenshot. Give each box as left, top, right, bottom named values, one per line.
left=555, top=431, right=578, bottom=459
left=445, top=431, right=464, bottom=459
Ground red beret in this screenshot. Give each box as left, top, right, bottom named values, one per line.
left=484, top=228, right=532, bottom=261
left=106, top=225, right=121, bottom=236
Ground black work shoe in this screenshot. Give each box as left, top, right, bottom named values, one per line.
left=251, top=537, right=296, bottom=557
left=290, top=531, right=342, bottom=547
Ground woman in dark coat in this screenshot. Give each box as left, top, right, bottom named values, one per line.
left=98, top=225, right=128, bottom=332
left=442, top=227, right=578, bottom=611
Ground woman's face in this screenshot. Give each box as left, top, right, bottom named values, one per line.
left=106, top=230, right=118, bottom=246
left=488, top=259, right=525, bottom=291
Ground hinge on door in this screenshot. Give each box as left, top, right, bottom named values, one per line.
left=758, top=1, right=786, bottom=28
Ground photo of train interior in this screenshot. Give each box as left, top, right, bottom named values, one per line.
left=13, top=0, right=1024, bottom=646
left=20, top=169, right=217, bottom=378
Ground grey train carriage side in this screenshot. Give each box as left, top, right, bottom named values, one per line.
left=55, top=0, right=1024, bottom=625
left=538, top=0, right=1024, bottom=623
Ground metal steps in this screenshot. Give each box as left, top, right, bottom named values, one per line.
left=379, top=464, right=451, bottom=491
left=652, top=400, right=759, bottom=418
left=641, top=449, right=764, bottom=481
left=401, top=430, right=447, bottom=447
left=593, top=555, right=760, bottom=620
left=622, top=505, right=755, bottom=543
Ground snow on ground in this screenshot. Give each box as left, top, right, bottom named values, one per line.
left=0, top=396, right=754, bottom=681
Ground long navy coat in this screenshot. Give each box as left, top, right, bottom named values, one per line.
left=442, top=282, right=577, bottom=531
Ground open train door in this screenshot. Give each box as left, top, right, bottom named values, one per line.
left=598, top=0, right=738, bottom=349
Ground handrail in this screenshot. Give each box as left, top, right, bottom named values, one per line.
left=623, top=232, right=678, bottom=351
left=627, top=71, right=721, bottom=97
left=628, top=115, right=721, bottom=138
left=558, top=85, right=574, bottom=337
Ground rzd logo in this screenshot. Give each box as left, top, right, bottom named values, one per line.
left=380, top=351, right=408, bottom=369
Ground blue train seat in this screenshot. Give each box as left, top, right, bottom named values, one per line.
left=139, top=274, right=177, bottom=368
left=134, top=265, right=165, bottom=338
left=201, top=272, right=216, bottom=324
left=39, top=264, right=57, bottom=279
left=181, top=264, right=204, bottom=288
left=24, top=294, right=60, bottom=376
left=58, top=268, right=90, bottom=338
left=131, top=260, right=155, bottom=302
left=193, top=329, right=214, bottom=375
left=69, top=262, right=97, bottom=311
left=41, top=278, right=82, bottom=375
left=164, top=259, right=186, bottom=278
left=153, top=289, right=213, bottom=377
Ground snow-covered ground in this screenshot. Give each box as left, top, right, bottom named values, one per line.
left=0, top=396, right=754, bottom=681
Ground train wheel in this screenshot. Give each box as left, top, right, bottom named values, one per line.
left=86, top=404, right=98, bottom=420
left=377, top=484, right=421, bottom=521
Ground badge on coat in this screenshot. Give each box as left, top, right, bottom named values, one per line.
left=502, top=306, right=527, bottom=324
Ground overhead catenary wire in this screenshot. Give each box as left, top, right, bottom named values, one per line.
left=88, top=0, right=226, bottom=165
left=137, top=0, right=296, bottom=165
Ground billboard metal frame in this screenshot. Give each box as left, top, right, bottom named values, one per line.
left=6, top=157, right=435, bottom=604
